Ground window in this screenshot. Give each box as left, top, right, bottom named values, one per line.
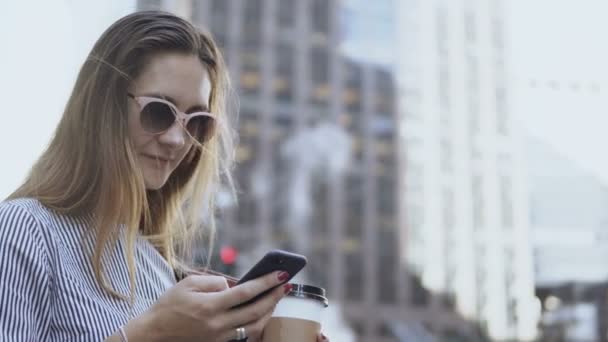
left=311, top=0, right=330, bottom=35
left=406, top=205, right=423, bottom=232
left=378, top=230, right=397, bottom=303
left=442, top=188, right=454, bottom=229
left=464, top=10, right=476, bottom=43
left=345, top=173, right=364, bottom=239
left=236, top=110, right=261, bottom=225
left=345, top=252, right=363, bottom=300
left=476, top=262, right=486, bottom=316
left=343, top=59, right=362, bottom=112
left=310, top=47, right=330, bottom=105
left=500, top=176, right=514, bottom=228
left=377, top=176, right=396, bottom=216
left=311, top=179, right=329, bottom=237
left=377, top=322, right=394, bottom=338
left=210, top=0, right=228, bottom=48
left=472, top=175, right=484, bottom=229
left=240, top=42, right=261, bottom=94
left=275, top=44, right=294, bottom=101
left=436, top=7, right=448, bottom=55
left=308, top=239, right=329, bottom=287
left=439, top=66, right=450, bottom=115
left=440, top=138, right=452, bottom=172
left=496, top=86, right=508, bottom=135
left=277, top=0, right=295, bottom=29
left=467, top=52, right=480, bottom=133
left=492, top=17, right=504, bottom=50
left=375, top=69, right=396, bottom=115
left=242, top=0, right=262, bottom=45
left=271, top=113, right=293, bottom=176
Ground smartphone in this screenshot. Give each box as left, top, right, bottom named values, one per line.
left=232, top=249, right=307, bottom=308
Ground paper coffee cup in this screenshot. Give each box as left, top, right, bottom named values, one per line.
left=263, top=284, right=328, bottom=342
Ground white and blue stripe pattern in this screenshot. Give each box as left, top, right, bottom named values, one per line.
left=0, top=198, right=176, bottom=341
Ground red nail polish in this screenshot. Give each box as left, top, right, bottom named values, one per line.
left=278, top=271, right=290, bottom=282
left=283, top=283, right=293, bottom=294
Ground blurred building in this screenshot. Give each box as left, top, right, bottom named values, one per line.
left=139, top=0, right=476, bottom=340
left=529, top=137, right=608, bottom=285
left=528, top=136, right=608, bottom=341
left=396, top=0, right=539, bottom=340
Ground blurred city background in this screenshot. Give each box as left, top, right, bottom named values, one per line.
left=3, top=0, right=608, bottom=341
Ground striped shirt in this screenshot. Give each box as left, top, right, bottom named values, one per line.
left=0, top=198, right=177, bottom=341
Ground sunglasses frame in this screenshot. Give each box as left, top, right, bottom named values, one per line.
left=127, top=93, right=216, bottom=143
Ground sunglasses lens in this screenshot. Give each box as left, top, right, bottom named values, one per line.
left=186, top=116, right=215, bottom=143
left=140, top=102, right=175, bottom=133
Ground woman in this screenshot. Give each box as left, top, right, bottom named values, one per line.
left=0, top=11, right=327, bottom=342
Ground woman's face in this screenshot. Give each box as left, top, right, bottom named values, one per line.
left=128, top=52, right=212, bottom=190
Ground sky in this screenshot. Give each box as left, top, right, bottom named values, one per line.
left=508, top=0, right=608, bottom=185
left=339, top=0, right=397, bottom=68
left=0, top=1, right=135, bottom=199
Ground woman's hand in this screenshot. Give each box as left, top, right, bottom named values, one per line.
left=125, top=271, right=291, bottom=342
left=317, top=332, right=329, bottom=341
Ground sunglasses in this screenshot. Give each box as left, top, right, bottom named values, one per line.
left=127, top=93, right=216, bottom=144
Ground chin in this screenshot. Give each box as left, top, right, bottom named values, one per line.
left=143, top=176, right=169, bottom=190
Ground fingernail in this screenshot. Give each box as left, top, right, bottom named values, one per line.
left=278, top=271, right=290, bottom=282
left=283, top=283, right=293, bottom=294
left=322, top=333, right=327, bottom=340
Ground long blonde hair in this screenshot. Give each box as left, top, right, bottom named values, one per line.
left=9, top=11, right=235, bottom=301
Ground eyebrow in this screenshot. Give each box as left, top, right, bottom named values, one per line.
left=141, top=92, right=209, bottom=113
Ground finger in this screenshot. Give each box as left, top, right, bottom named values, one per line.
left=318, top=332, right=328, bottom=341
left=220, top=283, right=287, bottom=328
left=215, top=271, right=289, bottom=309
left=180, top=274, right=229, bottom=293
left=226, top=277, right=238, bottom=288
left=218, top=309, right=275, bottom=342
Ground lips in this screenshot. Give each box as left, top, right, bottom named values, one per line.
left=142, top=154, right=173, bottom=163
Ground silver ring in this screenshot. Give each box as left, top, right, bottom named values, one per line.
left=235, top=327, right=247, bottom=340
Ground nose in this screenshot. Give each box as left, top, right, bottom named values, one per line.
left=157, top=121, right=187, bottom=149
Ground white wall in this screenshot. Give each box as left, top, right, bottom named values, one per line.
left=0, top=1, right=136, bottom=199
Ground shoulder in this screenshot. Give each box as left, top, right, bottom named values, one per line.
left=0, top=197, right=89, bottom=231
left=0, top=197, right=53, bottom=222
left=0, top=198, right=63, bottom=257
left=0, top=198, right=50, bottom=247
left=0, top=197, right=46, bottom=231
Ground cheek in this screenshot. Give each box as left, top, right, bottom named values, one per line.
left=127, top=112, right=150, bottom=150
